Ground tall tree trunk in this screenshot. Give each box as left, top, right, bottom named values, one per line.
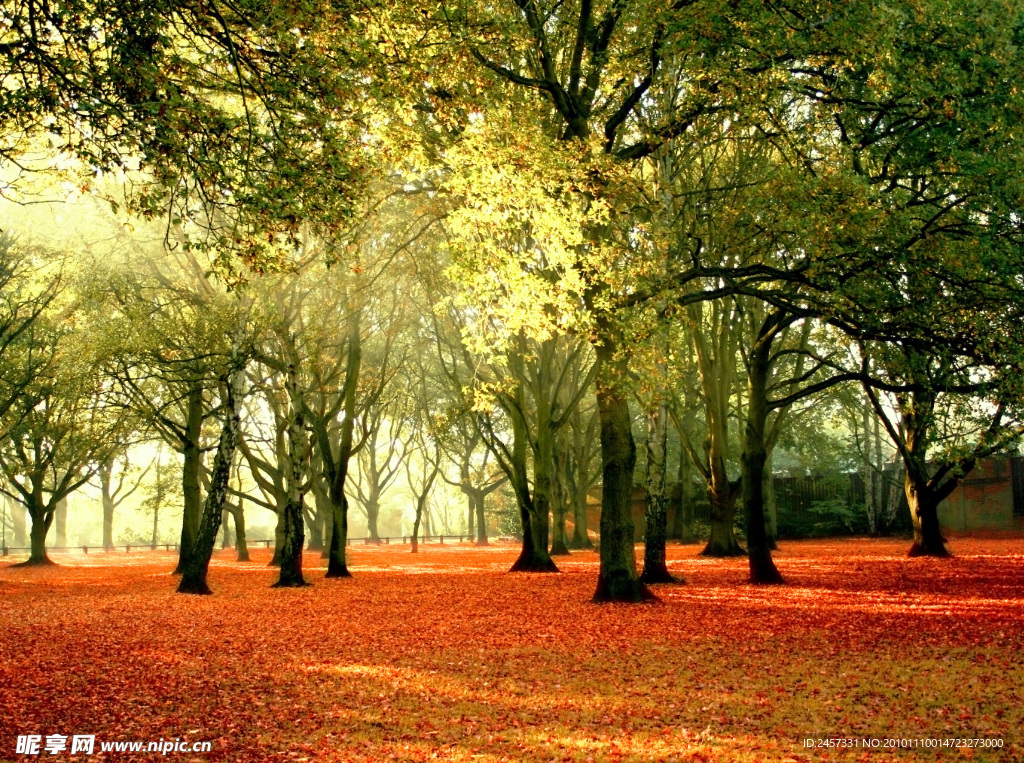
left=269, top=508, right=285, bottom=566
left=365, top=498, right=381, bottom=542
left=549, top=504, right=571, bottom=555
left=151, top=499, right=159, bottom=549
left=175, top=384, right=205, bottom=574
left=10, top=495, right=26, bottom=546
left=54, top=497, right=67, bottom=549
left=221, top=508, right=233, bottom=549
left=763, top=452, right=778, bottom=550
left=228, top=502, right=249, bottom=561
left=742, top=325, right=784, bottom=584
left=100, top=462, right=116, bottom=550
left=178, top=353, right=245, bottom=595
left=325, top=492, right=351, bottom=576
left=466, top=489, right=475, bottom=537
left=671, top=451, right=695, bottom=543
left=641, top=399, right=679, bottom=584
left=474, top=493, right=488, bottom=546
left=569, top=488, right=593, bottom=549
left=305, top=503, right=323, bottom=552
left=323, top=306, right=361, bottom=578
left=274, top=360, right=310, bottom=588
left=592, top=335, right=653, bottom=602
left=508, top=392, right=558, bottom=572
left=549, top=440, right=571, bottom=556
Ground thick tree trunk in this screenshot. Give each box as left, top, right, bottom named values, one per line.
left=906, top=480, right=949, bottom=557
left=178, top=356, right=245, bottom=595
left=641, top=401, right=679, bottom=584
left=325, top=493, right=351, bottom=576
left=175, top=385, right=205, bottom=574
left=21, top=503, right=54, bottom=566
left=467, top=491, right=475, bottom=537
left=701, top=484, right=745, bottom=557
left=366, top=499, right=381, bottom=542
left=592, top=338, right=654, bottom=603
left=275, top=496, right=308, bottom=586
left=549, top=502, right=571, bottom=556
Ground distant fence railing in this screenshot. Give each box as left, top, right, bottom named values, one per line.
left=1, top=535, right=492, bottom=556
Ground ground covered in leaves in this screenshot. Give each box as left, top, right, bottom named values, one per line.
left=1, top=538, right=1022, bottom=762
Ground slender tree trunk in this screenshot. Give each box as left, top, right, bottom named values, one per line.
left=508, top=397, right=558, bottom=572
left=549, top=441, right=571, bottom=556
left=100, top=464, right=116, bottom=550
left=592, top=336, right=653, bottom=602
left=228, top=502, right=249, bottom=561
left=641, top=400, right=679, bottom=584
left=175, top=385, right=205, bottom=574
left=550, top=502, right=571, bottom=555
left=178, top=354, right=245, bottom=595
left=305, top=504, right=324, bottom=552
left=466, top=490, right=475, bottom=537
left=672, top=452, right=695, bottom=544
left=221, top=508, right=233, bottom=549
left=763, top=451, right=778, bottom=550
left=366, top=498, right=381, bottom=542
left=274, top=361, right=310, bottom=588
left=151, top=500, right=159, bottom=549
left=269, top=508, right=285, bottom=566
left=54, top=497, right=67, bottom=549
left=742, top=332, right=784, bottom=583
left=10, top=495, right=26, bottom=546
left=411, top=505, right=421, bottom=553
left=474, top=493, right=488, bottom=546
left=323, top=305, right=361, bottom=578
left=569, top=489, right=593, bottom=549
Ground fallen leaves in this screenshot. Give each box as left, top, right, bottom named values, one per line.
left=0, top=538, right=1021, bottom=761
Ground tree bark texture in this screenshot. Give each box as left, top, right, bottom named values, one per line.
left=178, top=353, right=245, bottom=595
left=592, top=337, right=654, bottom=603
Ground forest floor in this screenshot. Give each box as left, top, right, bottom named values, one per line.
left=1, top=538, right=1022, bottom=762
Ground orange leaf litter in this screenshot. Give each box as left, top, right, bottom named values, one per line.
left=1, top=538, right=1021, bottom=762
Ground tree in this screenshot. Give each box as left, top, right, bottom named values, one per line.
left=0, top=319, right=132, bottom=565
left=96, top=453, right=150, bottom=551
left=0, top=0, right=380, bottom=263
left=177, top=332, right=249, bottom=594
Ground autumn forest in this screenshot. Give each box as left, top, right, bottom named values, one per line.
left=1, top=0, right=1023, bottom=760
